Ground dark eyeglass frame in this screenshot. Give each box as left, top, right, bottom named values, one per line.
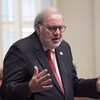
left=43, top=25, right=66, bottom=33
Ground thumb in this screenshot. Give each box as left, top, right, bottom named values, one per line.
left=33, top=66, right=39, bottom=77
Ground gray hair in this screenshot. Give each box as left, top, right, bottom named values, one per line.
left=34, top=7, right=63, bottom=30
left=34, top=12, right=44, bottom=30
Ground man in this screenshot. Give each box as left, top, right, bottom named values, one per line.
left=1, top=7, right=100, bottom=100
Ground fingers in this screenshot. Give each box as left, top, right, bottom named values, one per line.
left=38, top=76, right=52, bottom=91
left=41, top=78, right=52, bottom=86
left=41, top=85, right=53, bottom=91
left=36, top=69, right=48, bottom=79
left=39, top=73, right=51, bottom=85
left=33, top=66, right=39, bottom=76
left=36, top=69, right=52, bottom=86
left=29, top=66, right=53, bottom=93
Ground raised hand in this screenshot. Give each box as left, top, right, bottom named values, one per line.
left=29, top=66, right=53, bottom=93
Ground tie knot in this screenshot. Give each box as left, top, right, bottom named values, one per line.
left=45, top=50, right=51, bottom=58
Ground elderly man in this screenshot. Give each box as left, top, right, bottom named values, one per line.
left=1, top=7, right=100, bottom=100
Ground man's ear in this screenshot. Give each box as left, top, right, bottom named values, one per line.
left=36, top=25, right=40, bottom=33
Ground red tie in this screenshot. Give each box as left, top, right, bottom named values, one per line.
left=45, top=50, right=64, bottom=94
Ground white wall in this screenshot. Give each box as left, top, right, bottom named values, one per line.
left=57, top=0, right=100, bottom=78
left=94, top=0, right=100, bottom=76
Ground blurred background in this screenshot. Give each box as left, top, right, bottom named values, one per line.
left=0, top=0, right=100, bottom=89
left=0, top=0, right=100, bottom=99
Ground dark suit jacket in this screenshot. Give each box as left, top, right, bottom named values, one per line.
left=1, top=32, right=98, bottom=100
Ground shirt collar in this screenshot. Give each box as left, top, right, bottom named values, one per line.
left=44, top=47, right=55, bottom=53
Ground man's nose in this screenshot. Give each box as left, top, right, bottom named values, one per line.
left=54, top=28, right=61, bottom=35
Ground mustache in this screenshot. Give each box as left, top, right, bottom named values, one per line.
left=52, top=37, right=60, bottom=40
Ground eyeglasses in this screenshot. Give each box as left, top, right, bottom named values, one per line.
left=43, top=25, right=66, bottom=33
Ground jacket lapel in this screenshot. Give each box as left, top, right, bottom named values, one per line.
left=32, top=32, right=66, bottom=95
left=55, top=48, right=70, bottom=96
left=36, top=48, right=64, bottom=94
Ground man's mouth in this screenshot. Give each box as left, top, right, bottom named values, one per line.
left=52, top=37, right=60, bottom=40
left=52, top=38, right=60, bottom=43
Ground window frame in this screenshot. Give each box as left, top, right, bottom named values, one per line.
left=0, top=0, right=57, bottom=70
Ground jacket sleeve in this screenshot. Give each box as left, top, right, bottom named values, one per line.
left=73, top=64, right=98, bottom=98
left=1, top=45, right=32, bottom=100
